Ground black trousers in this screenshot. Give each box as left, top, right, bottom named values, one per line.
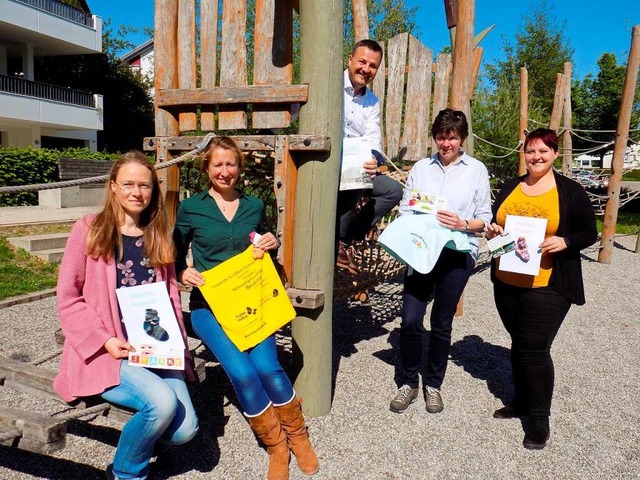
left=397, top=249, right=474, bottom=389
left=337, top=173, right=403, bottom=244
left=493, top=281, right=571, bottom=417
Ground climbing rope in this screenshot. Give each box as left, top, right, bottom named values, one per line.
left=0, top=133, right=218, bottom=195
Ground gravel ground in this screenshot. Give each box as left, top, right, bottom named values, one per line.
left=0, top=235, right=638, bottom=479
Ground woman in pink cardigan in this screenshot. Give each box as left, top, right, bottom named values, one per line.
left=55, top=151, right=198, bottom=480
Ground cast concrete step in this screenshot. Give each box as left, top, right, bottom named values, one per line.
left=7, top=233, right=70, bottom=252
left=32, top=248, right=66, bottom=263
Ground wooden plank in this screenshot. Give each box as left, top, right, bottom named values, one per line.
left=402, top=35, right=432, bottom=161
left=384, top=33, right=409, bottom=160
left=219, top=0, right=248, bottom=129
left=200, top=0, right=219, bottom=131
left=371, top=47, right=386, bottom=150
left=143, top=134, right=330, bottom=152
left=0, top=356, right=57, bottom=398
left=450, top=0, right=474, bottom=113
left=431, top=53, right=451, bottom=153
left=154, top=0, right=181, bottom=223
left=0, top=407, right=66, bottom=453
left=286, top=288, right=325, bottom=309
left=273, top=136, right=297, bottom=286
left=157, top=85, right=308, bottom=109
left=178, top=0, right=197, bottom=131
left=253, top=0, right=293, bottom=129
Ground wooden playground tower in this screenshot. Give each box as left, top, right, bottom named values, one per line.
left=146, top=0, right=482, bottom=416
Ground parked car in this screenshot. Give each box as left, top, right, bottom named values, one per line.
left=571, top=169, right=608, bottom=189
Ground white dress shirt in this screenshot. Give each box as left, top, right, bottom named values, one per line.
left=399, top=152, right=492, bottom=260
left=343, top=69, right=382, bottom=154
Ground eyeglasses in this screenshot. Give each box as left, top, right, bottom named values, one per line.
left=438, top=108, right=464, bottom=119
left=114, top=182, right=153, bottom=193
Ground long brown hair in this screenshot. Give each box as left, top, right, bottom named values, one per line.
left=86, top=151, right=174, bottom=265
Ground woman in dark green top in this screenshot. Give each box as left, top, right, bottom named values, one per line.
left=173, top=136, right=319, bottom=479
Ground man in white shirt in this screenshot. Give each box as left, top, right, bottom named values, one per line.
left=338, top=39, right=403, bottom=273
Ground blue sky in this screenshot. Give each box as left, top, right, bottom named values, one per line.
left=89, top=0, right=639, bottom=79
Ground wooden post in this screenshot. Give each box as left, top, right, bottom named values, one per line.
left=154, top=0, right=181, bottom=223
left=352, top=0, right=369, bottom=41
left=562, top=62, right=573, bottom=176
left=598, top=25, right=640, bottom=264
left=449, top=0, right=473, bottom=117
left=519, top=67, right=528, bottom=176
left=549, top=72, right=566, bottom=132
left=431, top=53, right=451, bottom=154
left=291, top=0, right=343, bottom=416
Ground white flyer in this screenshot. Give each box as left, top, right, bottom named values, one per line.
left=498, top=215, right=548, bottom=276
left=340, top=137, right=374, bottom=191
left=115, top=282, right=185, bottom=370
left=407, top=190, right=449, bottom=214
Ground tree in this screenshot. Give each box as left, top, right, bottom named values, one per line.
left=475, top=0, right=574, bottom=181
left=572, top=53, right=640, bottom=154
left=34, top=21, right=154, bottom=152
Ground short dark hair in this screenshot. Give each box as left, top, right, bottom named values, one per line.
left=524, top=128, right=559, bottom=152
left=351, top=39, right=383, bottom=59
left=431, top=108, right=469, bottom=141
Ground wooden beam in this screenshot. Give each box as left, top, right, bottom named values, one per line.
left=549, top=73, right=567, bottom=131
left=292, top=0, right=343, bottom=417
left=156, top=85, right=309, bottom=108
left=0, top=407, right=66, bottom=454
left=599, top=25, right=640, bottom=264
left=286, top=288, right=325, bottom=309
left=562, top=62, right=573, bottom=176
left=449, top=0, right=474, bottom=114
left=352, top=0, right=370, bottom=41
left=200, top=0, right=219, bottom=131
left=219, top=0, right=248, bottom=129
left=274, top=136, right=298, bottom=285
left=177, top=0, right=197, bottom=131
left=143, top=134, right=330, bottom=153
left=519, top=67, right=528, bottom=176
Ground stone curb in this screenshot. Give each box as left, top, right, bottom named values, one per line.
left=0, top=289, right=57, bottom=310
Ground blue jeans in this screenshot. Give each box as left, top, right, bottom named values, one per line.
left=191, top=307, right=294, bottom=415
left=101, top=361, right=199, bottom=480
left=397, top=249, right=474, bottom=389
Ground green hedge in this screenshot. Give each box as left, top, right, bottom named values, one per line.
left=0, top=147, right=118, bottom=206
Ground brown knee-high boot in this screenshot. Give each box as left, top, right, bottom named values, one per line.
left=246, top=404, right=290, bottom=480
left=274, top=396, right=319, bottom=475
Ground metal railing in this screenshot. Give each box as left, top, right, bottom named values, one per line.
left=13, top=0, right=94, bottom=28
left=0, top=74, right=96, bottom=107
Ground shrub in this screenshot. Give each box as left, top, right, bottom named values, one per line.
left=0, top=147, right=118, bottom=206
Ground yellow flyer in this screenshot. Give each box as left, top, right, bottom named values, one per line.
left=199, top=246, right=296, bottom=351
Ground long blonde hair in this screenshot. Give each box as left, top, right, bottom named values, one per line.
left=86, top=151, right=174, bottom=266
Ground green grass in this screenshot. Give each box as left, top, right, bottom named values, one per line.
left=622, top=169, right=640, bottom=181
left=596, top=212, right=640, bottom=235
left=0, top=237, right=59, bottom=300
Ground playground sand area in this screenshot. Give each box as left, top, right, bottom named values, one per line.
left=0, top=235, right=638, bottom=479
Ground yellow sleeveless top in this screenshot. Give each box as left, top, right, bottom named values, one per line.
left=495, top=184, right=560, bottom=288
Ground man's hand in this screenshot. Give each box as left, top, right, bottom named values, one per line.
left=363, top=157, right=378, bottom=176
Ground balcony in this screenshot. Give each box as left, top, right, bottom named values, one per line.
left=13, top=0, right=94, bottom=28
left=0, top=73, right=95, bottom=107
left=0, top=0, right=102, bottom=55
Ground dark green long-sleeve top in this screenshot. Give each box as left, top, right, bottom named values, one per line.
left=173, top=189, right=265, bottom=306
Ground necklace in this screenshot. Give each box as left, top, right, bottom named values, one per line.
left=213, top=193, right=237, bottom=212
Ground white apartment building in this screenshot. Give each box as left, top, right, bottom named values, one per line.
left=0, top=0, right=103, bottom=151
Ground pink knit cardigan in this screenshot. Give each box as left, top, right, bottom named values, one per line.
left=54, top=215, right=194, bottom=402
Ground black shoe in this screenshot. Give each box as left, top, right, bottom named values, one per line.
left=493, top=403, right=523, bottom=419
left=523, top=416, right=550, bottom=450
left=104, top=464, right=115, bottom=480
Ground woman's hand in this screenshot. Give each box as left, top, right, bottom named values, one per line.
left=363, top=157, right=378, bottom=177
left=254, top=232, right=279, bottom=252
left=104, top=337, right=134, bottom=359
left=436, top=210, right=465, bottom=231
left=179, top=267, right=205, bottom=287
left=485, top=223, right=504, bottom=239
left=539, top=236, right=567, bottom=254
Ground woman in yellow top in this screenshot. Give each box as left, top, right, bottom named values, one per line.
left=486, top=128, right=597, bottom=450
